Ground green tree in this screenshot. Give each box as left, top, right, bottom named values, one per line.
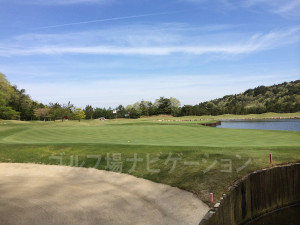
left=1, top=73, right=38, bottom=120
left=170, top=97, right=181, bottom=108
left=84, top=105, right=94, bottom=119
left=0, top=106, right=19, bottom=119
left=0, top=73, right=18, bottom=103
left=94, top=107, right=108, bottom=119
left=170, top=97, right=181, bottom=115
left=181, top=105, right=194, bottom=116
left=49, top=103, right=63, bottom=121
left=72, top=108, right=86, bottom=122
left=155, top=97, right=172, bottom=114
left=116, top=105, right=126, bottom=118
left=0, top=92, right=19, bottom=119
left=128, top=107, right=140, bottom=119
left=138, top=100, right=153, bottom=116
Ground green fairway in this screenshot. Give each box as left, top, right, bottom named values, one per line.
left=1, top=117, right=299, bottom=147
left=0, top=114, right=300, bottom=203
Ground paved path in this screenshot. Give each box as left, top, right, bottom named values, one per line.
left=0, top=163, right=209, bottom=225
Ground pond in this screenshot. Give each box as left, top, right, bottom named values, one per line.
left=217, top=119, right=300, bottom=131
left=246, top=205, right=300, bottom=225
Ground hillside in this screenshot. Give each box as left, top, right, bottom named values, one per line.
left=1, top=72, right=299, bottom=119
left=0, top=73, right=41, bottom=120
left=183, top=80, right=300, bottom=116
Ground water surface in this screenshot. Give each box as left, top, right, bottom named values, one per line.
left=217, top=119, right=300, bottom=131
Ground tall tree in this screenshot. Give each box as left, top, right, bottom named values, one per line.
left=34, top=108, right=50, bottom=122
left=72, top=108, right=86, bottom=122
left=155, top=97, right=172, bottom=114
left=116, top=105, right=126, bottom=118
left=84, top=105, right=94, bottom=119
left=0, top=92, right=19, bottom=119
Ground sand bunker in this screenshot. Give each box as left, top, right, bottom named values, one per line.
left=0, top=163, right=209, bottom=225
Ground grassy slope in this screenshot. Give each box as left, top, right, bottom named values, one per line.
left=0, top=113, right=299, bottom=204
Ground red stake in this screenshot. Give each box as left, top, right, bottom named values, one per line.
left=210, top=193, right=214, bottom=204
left=270, top=153, right=273, bottom=165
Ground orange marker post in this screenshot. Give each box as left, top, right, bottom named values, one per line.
left=210, top=193, right=214, bottom=204
left=270, top=153, right=273, bottom=165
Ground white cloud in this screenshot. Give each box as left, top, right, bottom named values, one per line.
left=1, top=27, right=299, bottom=57
left=241, top=0, right=300, bottom=17
left=2, top=23, right=298, bottom=107
left=273, top=1, right=300, bottom=14
left=183, top=0, right=300, bottom=18
left=34, top=12, right=188, bottom=29
left=18, top=23, right=235, bottom=46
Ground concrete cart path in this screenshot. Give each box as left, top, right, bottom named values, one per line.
left=0, top=163, right=209, bottom=225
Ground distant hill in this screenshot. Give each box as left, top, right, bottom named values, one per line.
left=1, top=71, right=299, bottom=119
left=189, top=80, right=300, bottom=116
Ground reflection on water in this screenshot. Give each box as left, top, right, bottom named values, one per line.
left=217, top=119, right=300, bottom=131
left=247, top=205, right=300, bottom=225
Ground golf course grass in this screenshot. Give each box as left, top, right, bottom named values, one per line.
left=0, top=113, right=299, bottom=204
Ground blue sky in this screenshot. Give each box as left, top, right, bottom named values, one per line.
left=1, top=0, right=299, bottom=108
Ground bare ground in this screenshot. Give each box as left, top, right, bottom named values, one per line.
left=0, top=163, right=209, bottom=225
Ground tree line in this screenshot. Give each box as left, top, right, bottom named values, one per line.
left=187, top=80, right=300, bottom=116
left=1, top=72, right=299, bottom=121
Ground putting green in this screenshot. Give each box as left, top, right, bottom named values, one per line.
left=1, top=123, right=299, bottom=147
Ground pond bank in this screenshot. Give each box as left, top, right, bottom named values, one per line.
left=157, top=116, right=300, bottom=122
left=220, top=116, right=300, bottom=121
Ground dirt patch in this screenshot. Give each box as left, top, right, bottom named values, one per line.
left=0, top=163, right=209, bottom=225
